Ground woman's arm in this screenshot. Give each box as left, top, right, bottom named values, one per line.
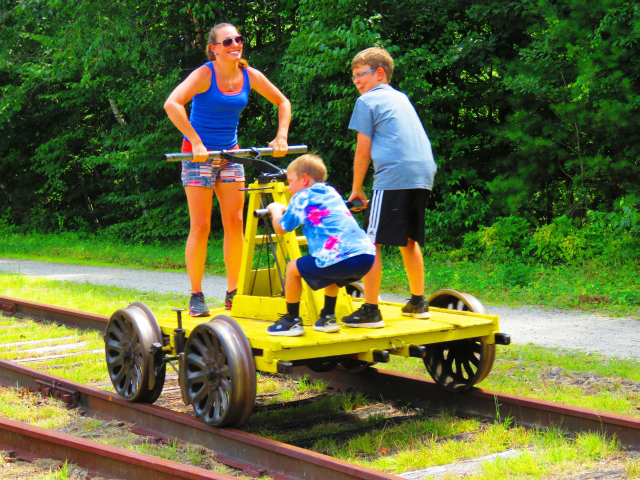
left=248, top=68, right=291, bottom=157
left=163, top=66, right=212, bottom=162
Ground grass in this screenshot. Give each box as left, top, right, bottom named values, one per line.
left=384, top=345, right=640, bottom=417
left=1, top=230, right=637, bottom=317
left=0, top=386, right=243, bottom=477
left=0, top=230, right=226, bottom=274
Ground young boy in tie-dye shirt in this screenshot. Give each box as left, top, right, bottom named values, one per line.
left=266, top=154, right=375, bottom=336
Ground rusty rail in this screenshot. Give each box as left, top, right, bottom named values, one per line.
left=0, top=416, right=235, bottom=480
left=0, top=359, right=399, bottom=480
left=295, top=367, right=640, bottom=450
left=1, top=295, right=108, bottom=332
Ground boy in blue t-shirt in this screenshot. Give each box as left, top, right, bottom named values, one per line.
left=346, top=47, right=437, bottom=328
left=266, top=154, right=376, bottom=336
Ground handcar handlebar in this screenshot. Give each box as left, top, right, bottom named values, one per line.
left=163, top=145, right=308, bottom=162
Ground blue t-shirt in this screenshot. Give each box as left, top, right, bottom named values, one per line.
left=348, top=84, right=437, bottom=190
left=279, top=183, right=375, bottom=267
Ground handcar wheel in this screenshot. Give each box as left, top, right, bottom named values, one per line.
left=340, top=358, right=374, bottom=373
left=307, top=359, right=339, bottom=373
left=345, top=282, right=365, bottom=298
left=184, top=316, right=256, bottom=428
left=423, top=290, right=496, bottom=392
left=105, top=303, right=166, bottom=403
left=210, top=315, right=256, bottom=427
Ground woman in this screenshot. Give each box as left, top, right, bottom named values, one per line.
left=164, top=23, right=291, bottom=317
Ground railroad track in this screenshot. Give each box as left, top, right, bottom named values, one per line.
left=1, top=295, right=638, bottom=479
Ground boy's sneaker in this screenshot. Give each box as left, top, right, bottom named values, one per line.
left=189, top=292, right=210, bottom=317
left=401, top=298, right=431, bottom=319
left=341, top=304, right=385, bottom=328
left=313, top=313, right=340, bottom=333
left=225, top=289, right=237, bottom=310
left=267, top=314, right=305, bottom=336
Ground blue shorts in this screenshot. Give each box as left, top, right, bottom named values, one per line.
left=296, top=254, right=375, bottom=291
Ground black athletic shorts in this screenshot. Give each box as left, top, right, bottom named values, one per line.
left=363, top=189, right=430, bottom=247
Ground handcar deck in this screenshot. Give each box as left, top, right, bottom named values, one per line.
left=156, top=299, right=499, bottom=373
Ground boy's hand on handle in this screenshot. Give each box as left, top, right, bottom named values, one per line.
left=348, top=190, right=368, bottom=212
left=268, top=136, right=289, bottom=158
left=266, top=202, right=286, bottom=216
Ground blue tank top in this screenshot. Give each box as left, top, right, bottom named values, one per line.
left=187, top=62, right=250, bottom=150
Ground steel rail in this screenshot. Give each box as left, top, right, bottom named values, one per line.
left=0, top=359, right=399, bottom=480
left=2, top=296, right=639, bottom=452
left=0, top=416, right=235, bottom=480
left=294, top=367, right=640, bottom=450
left=1, top=295, right=108, bottom=332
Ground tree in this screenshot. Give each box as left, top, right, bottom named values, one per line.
left=491, top=0, right=640, bottom=221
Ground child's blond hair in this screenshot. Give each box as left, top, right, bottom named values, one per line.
left=352, top=47, right=394, bottom=83
left=287, top=154, right=327, bottom=183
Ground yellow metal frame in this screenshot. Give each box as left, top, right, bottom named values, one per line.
left=156, top=178, right=501, bottom=374
left=231, top=179, right=355, bottom=324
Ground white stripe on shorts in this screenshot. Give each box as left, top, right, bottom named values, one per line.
left=367, top=190, right=384, bottom=243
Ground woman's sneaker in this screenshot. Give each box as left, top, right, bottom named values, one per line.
left=401, top=298, right=431, bottom=319
left=267, top=314, right=305, bottom=336
left=341, top=304, right=385, bottom=328
left=189, top=292, right=210, bottom=317
left=313, top=313, right=340, bottom=333
left=225, top=289, right=237, bottom=310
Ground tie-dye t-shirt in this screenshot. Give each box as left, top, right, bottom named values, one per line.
left=279, top=183, right=375, bottom=267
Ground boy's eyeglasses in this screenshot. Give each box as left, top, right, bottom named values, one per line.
left=352, top=69, right=376, bottom=81
left=213, top=35, right=244, bottom=47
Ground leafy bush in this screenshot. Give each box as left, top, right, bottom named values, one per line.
left=528, top=197, right=639, bottom=266
left=462, top=216, right=531, bottom=261
left=455, top=197, right=639, bottom=266
left=528, top=216, right=577, bottom=265
left=425, top=189, right=492, bottom=248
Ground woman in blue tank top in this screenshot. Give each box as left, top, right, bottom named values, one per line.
left=164, top=23, right=291, bottom=317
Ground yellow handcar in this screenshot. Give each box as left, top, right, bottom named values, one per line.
left=104, top=146, right=510, bottom=427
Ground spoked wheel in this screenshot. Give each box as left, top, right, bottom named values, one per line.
left=340, top=358, right=374, bottom=373
left=345, top=282, right=365, bottom=298
left=183, top=315, right=256, bottom=428
left=307, top=359, right=339, bottom=373
left=423, top=290, right=496, bottom=392
left=105, top=302, right=166, bottom=403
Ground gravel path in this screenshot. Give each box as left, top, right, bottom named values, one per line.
left=1, top=257, right=638, bottom=359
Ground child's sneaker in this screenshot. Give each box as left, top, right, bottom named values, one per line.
left=313, top=313, right=340, bottom=333
left=189, top=292, right=211, bottom=317
left=401, top=298, right=431, bottom=319
left=267, top=314, right=305, bottom=336
left=225, top=289, right=237, bottom=310
left=341, top=304, right=385, bottom=328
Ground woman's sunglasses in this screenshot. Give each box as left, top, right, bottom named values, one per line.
left=213, top=35, right=244, bottom=48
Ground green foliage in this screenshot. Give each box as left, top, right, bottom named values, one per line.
left=491, top=0, right=640, bottom=220
left=426, top=189, right=492, bottom=248
left=463, top=215, right=531, bottom=260
left=1, top=0, right=639, bottom=245
left=459, top=197, right=639, bottom=267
